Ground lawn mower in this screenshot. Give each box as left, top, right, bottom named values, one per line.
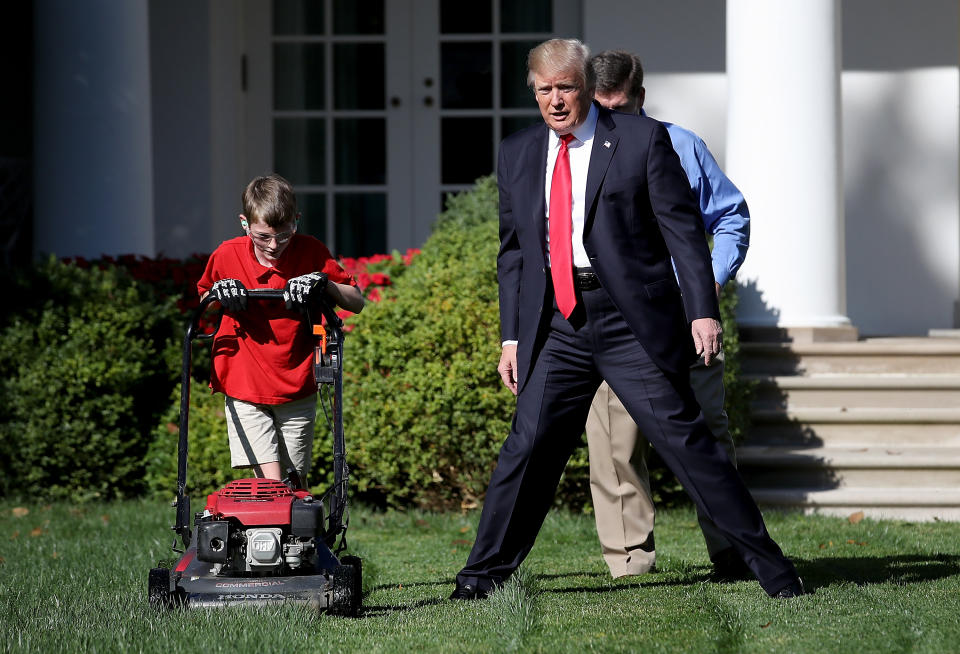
left=148, top=288, right=361, bottom=616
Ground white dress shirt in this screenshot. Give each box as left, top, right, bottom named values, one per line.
left=545, top=102, right=598, bottom=269
left=503, top=104, right=600, bottom=348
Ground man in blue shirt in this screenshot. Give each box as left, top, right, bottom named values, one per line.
left=586, top=50, right=751, bottom=581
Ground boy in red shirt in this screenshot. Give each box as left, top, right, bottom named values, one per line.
left=198, top=174, right=364, bottom=485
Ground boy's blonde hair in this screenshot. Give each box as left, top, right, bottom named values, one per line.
left=242, top=174, right=297, bottom=228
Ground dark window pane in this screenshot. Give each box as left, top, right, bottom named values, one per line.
left=274, top=119, right=326, bottom=185
left=502, top=115, right=543, bottom=137
left=441, top=42, right=492, bottom=109
left=334, top=43, right=385, bottom=110
left=335, top=194, right=386, bottom=257
left=274, top=43, right=325, bottom=110
left=500, top=0, right=551, bottom=33
left=273, top=0, right=324, bottom=35
left=440, top=0, right=491, bottom=33
left=442, top=117, right=492, bottom=184
left=501, top=41, right=538, bottom=108
left=334, top=118, right=385, bottom=185
left=333, top=0, right=384, bottom=34
left=297, top=193, right=328, bottom=242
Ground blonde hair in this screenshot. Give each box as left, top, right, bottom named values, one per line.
left=526, top=38, right=595, bottom=92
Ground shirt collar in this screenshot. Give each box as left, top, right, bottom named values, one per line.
left=550, top=102, right=598, bottom=147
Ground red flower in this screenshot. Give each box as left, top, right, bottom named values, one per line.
left=369, top=272, right=391, bottom=286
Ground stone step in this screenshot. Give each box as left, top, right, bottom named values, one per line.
left=748, top=374, right=960, bottom=409
left=746, top=417, right=960, bottom=447
left=748, top=486, right=960, bottom=521
left=738, top=446, right=960, bottom=488
left=741, top=338, right=960, bottom=376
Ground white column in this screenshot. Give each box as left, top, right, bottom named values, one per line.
left=34, top=0, right=154, bottom=259
left=726, top=0, right=853, bottom=338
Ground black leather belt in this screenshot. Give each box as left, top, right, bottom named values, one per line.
left=574, top=267, right=601, bottom=291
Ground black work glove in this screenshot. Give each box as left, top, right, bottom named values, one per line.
left=284, top=272, right=328, bottom=312
left=210, top=278, right=248, bottom=312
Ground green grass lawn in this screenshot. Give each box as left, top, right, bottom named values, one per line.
left=1, top=499, right=958, bottom=653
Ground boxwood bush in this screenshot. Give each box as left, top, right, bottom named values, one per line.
left=341, top=179, right=512, bottom=510
left=0, top=257, right=181, bottom=500
left=143, top=378, right=238, bottom=501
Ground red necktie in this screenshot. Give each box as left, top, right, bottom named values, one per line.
left=550, top=133, right=577, bottom=318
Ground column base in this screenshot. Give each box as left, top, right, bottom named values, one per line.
left=739, top=325, right=859, bottom=343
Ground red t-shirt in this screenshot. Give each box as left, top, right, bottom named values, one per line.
left=197, top=234, right=356, bottom=404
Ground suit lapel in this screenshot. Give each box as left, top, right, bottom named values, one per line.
left=584, top=109, right=619, bottom=234
left=524, top=126, right=549, bottom=262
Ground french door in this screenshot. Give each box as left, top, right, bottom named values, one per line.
left=243, top=0, right=579, bottom=257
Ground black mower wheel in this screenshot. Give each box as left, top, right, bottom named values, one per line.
left=148, top=567, right=172, bottom=610
left=330, top=564, right=358, bottom=617
left=341, top=555, right=363, bottom=604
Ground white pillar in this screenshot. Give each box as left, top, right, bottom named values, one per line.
left=34, top=0, right=155, bottom=259
left=726, top=0, right=854, bottom=339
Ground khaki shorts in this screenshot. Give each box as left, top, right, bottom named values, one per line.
left=225, top=394, right=316, bottom=478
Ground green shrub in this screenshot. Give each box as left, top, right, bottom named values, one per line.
left=143, top=378, right=239, bottom=500
left=340, top=178, right=510, bottom=509
left=0, top=257, right=180, bottom=500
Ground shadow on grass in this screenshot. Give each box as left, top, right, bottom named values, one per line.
left=369, top=579, right=449, bottom=592
left=542, top=572, right=714, bottom=595
left=795, top=553, right=960, bottom=591
left=529, top=553, right=960, bottom=596
left=360, top=597, right=446, bottom=617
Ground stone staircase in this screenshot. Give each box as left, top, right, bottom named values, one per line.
left=737, top=336, right=960, bottom=521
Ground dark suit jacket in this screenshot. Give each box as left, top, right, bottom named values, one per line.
left=497, top=103, right=720, bottom=392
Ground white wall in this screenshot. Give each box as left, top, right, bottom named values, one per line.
left=841, top=0, right=959, bottom=335
left=585, top=0, right=960, bottom=335
left=843, top=68, right=959, bottom=334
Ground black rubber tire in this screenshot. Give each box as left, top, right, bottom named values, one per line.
left=330, top=564, right=358, bottom=617
left=341, top=555, right=363, bottom=606
left=148, top=567, right=172, bottom=610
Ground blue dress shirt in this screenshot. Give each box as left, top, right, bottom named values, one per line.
left=665, top=122, right=750, bottom=287
left=645, top=112, right=750, bottom=287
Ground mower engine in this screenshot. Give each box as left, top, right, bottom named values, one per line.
left=194, top=479, right=336, bottom=575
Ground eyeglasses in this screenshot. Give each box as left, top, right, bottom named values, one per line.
left=247, top=217, right=299, bottom=245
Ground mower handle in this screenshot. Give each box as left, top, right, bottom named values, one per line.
left=174, top=287, right=345, bottom=549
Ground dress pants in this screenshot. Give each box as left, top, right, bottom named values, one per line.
left=455, top=284, right=798, bottom=596
left=586, top=353, right=737, bottom=577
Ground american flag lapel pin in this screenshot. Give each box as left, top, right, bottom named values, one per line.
left=603, top=140, right=611, bottom=148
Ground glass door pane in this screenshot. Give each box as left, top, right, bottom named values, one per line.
left=436, top=0, right=558, bottom=198
left=271, top=0, right=387, bottom=257
left=250, top=0, right=579, bottom=258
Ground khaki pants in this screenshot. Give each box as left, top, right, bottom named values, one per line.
left=586, top=352, right=737, bottom=577
left=225, top=394, right=317, bottom=479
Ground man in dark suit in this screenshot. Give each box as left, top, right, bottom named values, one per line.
left=450, top=38, right=804, bottom=600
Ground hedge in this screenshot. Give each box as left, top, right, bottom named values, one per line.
left=0, top=257, right=182, bottom=500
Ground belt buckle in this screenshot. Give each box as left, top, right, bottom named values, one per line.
left=575, top=268, right=599, bottom=291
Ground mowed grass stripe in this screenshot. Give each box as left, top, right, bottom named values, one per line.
left=1, top=500, right=959, bottom=653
